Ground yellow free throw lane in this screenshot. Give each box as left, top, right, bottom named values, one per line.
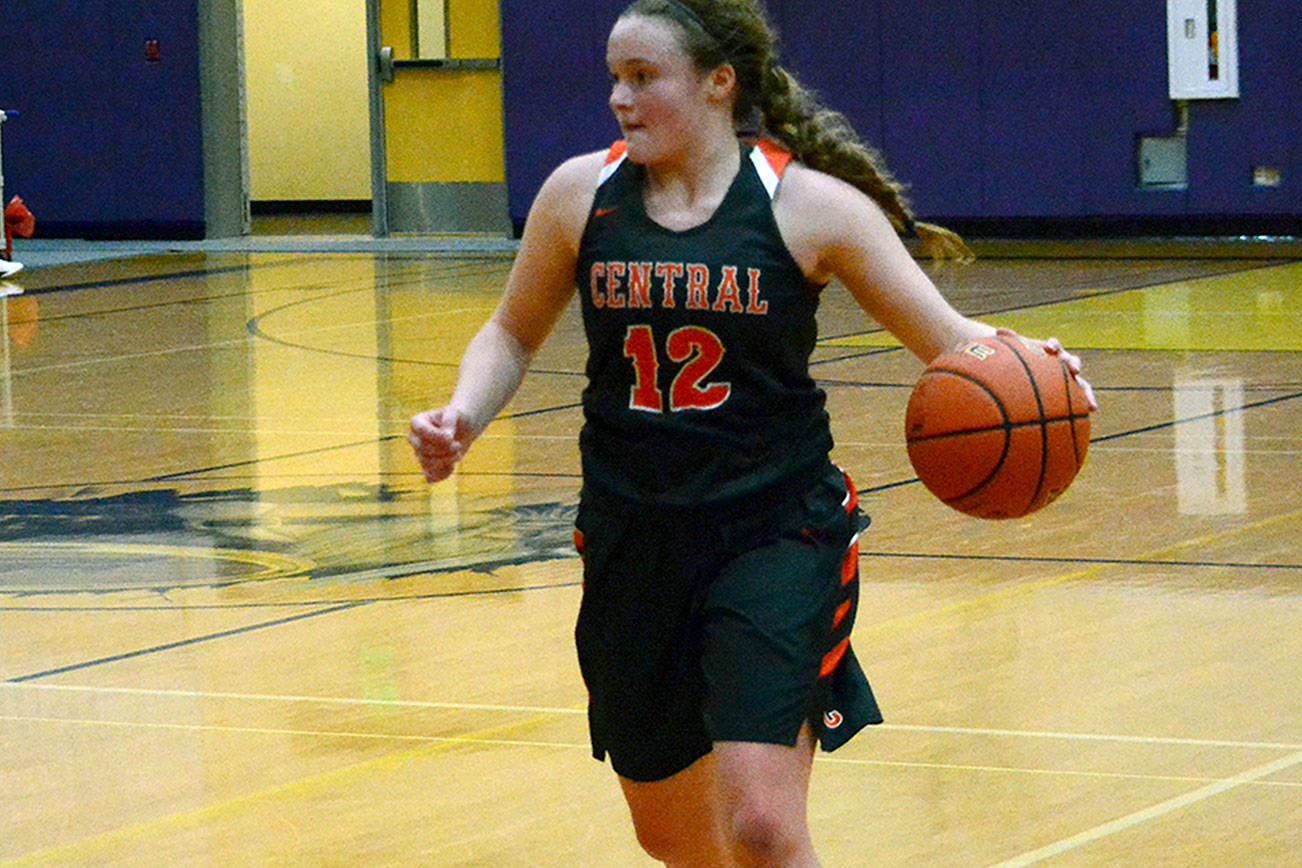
left=822, top=261, right=1302, bottom=353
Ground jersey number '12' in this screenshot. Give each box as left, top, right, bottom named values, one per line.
left=624, top=324, right=731, bottom=413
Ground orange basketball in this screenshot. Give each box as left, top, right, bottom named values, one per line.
left=905, top=334, right=1091, bottom=519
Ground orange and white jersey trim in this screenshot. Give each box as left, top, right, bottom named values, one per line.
left=595, top=138, right=792, bottom=197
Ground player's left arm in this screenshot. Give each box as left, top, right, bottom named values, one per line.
left=774, top=165, right=1096, bottom=409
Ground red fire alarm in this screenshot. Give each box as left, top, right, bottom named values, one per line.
left=145, top=40, right=161, bottom=63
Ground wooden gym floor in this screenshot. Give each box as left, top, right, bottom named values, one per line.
left=0, top=239, right=1299, bottom=866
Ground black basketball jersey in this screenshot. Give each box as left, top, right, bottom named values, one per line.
left=575, top=139, right=834, bottom=508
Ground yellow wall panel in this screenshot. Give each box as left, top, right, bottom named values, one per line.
left=381, top=0, right=414, bottom=60
left=243, top=0, right=370, bottom=200
left=448, top=0, right=501, bottom=58
left=383, top=71, right=505, bottom=184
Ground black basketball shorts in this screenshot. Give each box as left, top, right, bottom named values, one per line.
left=572, top=463, right=883, bottom=783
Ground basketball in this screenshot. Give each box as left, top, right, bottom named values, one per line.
left=905, top=334, right=1091, bottom=519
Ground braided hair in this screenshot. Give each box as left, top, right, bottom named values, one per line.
left=619, top=0, right=973, bottom=262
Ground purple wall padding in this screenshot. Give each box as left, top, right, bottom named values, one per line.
left=501, top=0, right=1301, bottom=233
left=0, top=0, right=205, bottom=238
left=0, top=1, right=1293, bottom=239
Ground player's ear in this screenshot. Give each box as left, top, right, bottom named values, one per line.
left=705, top=62, right=737, bottom=105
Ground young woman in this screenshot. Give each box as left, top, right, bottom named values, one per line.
left=410, top=1, right=1095, bottom=864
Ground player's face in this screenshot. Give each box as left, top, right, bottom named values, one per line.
left=606, top=15, right=718, bottom=165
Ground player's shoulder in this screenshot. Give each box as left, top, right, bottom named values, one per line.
left=776, top=158, right=896, bottom=244
left=525, top=149, right=611, bottom=239
left=541, top=149, right=614, bottom=199
left=769, top=153, right=901, bottom=283
left=778, top=160, right=877, bottom=216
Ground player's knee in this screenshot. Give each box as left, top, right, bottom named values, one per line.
left=629, top=816, right=687, bottom=863
left=726, top=800, right=804, bottom=864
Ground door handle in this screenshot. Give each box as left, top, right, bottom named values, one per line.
left=378, top=45, right=395, bottom=84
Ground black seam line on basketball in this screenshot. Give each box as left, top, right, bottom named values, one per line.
left=999, top=334, right=1052, bottom=515
left=4, top=602, right=370, bottom=683
left=142, top=405, right=587, bottom=482
left=908, top=368, right=1015, bottom=504
left=906, top=415, right=1088, bottom=444
left=1062, top=358, right=1086, bottom=466
left=816, top=260, right=1292, bottom=345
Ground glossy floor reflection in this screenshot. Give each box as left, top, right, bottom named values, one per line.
left=1, top=245, right=1299, bottom=866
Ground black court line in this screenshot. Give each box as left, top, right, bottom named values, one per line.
left=817, top=259, right=1294, bottom=344
left=0, top=582, right=585, bottom=614
left=1089, top=389, right=1302, bottom=443
left=818, top=378, right=1302, bottom=393
left=20, top=256, right=495, bottom=327
left=858, top=388, right=1302, bottom=496
left=859, top=550, right=1302, bottom=572
left=145, top=403, right=585, bottom=483
left=5, top=542, right=1298, bottom=615
left=5, top=601, right=370, bottom=683
left=18, top=261, right=297, bottom=298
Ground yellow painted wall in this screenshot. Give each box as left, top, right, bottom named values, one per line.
left=383, top=72, right=504, bottom=183
left=448, top=0, right=501, bottom=57
left=244, top=0, right=371, bottom=200
left=382, top=0, right=505, bottom=185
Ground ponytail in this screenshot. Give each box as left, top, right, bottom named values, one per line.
left=760, top=64, right=974, bottom=263
left=622, top=0, right=974, bottom=263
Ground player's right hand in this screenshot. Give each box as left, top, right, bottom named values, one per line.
left=408, top=407, right=475, bottom=484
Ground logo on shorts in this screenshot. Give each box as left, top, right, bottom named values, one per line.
left=823, top=709, right=844, bottom=729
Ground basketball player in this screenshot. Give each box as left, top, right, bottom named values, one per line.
left=410, top=1, right=1096, bottom=863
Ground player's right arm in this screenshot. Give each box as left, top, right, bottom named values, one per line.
left=409, top=151, right=606, bottom=484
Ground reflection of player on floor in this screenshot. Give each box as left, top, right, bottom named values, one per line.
left=410, top=1, right=1096, bottom=864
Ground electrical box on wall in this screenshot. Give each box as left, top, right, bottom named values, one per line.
left=1167, top=0, right=1239, bottom=99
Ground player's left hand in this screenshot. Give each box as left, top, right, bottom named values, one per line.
left=997, top=328, right=1098, bottom=411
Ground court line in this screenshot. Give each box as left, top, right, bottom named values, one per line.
left=3, top=530, right=1294, bottom=610
left=18, top=716, right=1301, bottom=868
left=860, top=550, right=1302, bottom=572
left=989, top=749, right=1302, bottom=867
left=854, top=504, right=1302, bottom=641
left=4, top=713, right=1301, bottom=796
left=5, top=602, right=368, bottom=683
left=0, top=710, right=560, bottom=868
left=0, top=683, right=587, bottom=715
left=6, top=683, right=1298, bottom=752
left=22, top=253, right=488, bottom=307
left=817, top=259, right=1293, bottom=344
left=0, top=541, right=313, bottom=583
left=1089, top=389, right=1302, bottom=444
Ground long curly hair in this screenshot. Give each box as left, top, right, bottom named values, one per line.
left=618, top=0, right=971, bottom=261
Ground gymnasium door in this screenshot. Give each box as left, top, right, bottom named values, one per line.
left=365, top=0, right=511, bottom=236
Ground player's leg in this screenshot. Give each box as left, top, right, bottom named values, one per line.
left=617, top=730, right=819, bottom=868
left=697, top=465, right=878, bottom=865
left=713, top=726, right=820, bottom=867
left=618, top=752, right=735, bottom=866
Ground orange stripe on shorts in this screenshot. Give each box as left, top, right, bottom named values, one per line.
left=820, top=637, right=850, bottom=678
left=840, top=537, right=859, bottom=586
